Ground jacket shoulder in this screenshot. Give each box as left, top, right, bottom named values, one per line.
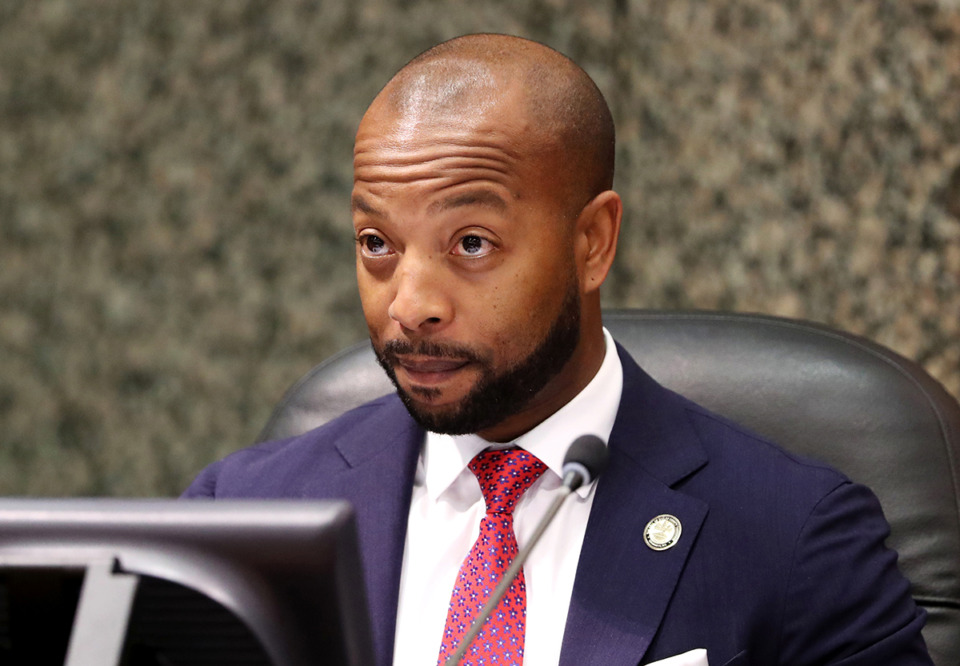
left=182, top=393, right=411, bottom=498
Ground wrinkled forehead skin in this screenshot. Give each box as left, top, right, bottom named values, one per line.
left=354, top=56, right=562, bottom=200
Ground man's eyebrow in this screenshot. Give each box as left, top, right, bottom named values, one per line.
left=352, top=195, right=385, bottom=217
left=427, top=190, right=508, bottom=214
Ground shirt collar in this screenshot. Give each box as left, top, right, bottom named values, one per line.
left=420, top=328, right=623, bottom=501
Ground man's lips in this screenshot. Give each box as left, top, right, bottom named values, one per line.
left=393, top=355, right=471, bottom=384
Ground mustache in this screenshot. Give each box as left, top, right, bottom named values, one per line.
left=377, top=339, right=487, bottom=366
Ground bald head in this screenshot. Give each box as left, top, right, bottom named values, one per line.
left=362, top=34, right=615, bottom=214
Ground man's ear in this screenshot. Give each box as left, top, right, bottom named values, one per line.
left=575, top=190, right=622, bottom=293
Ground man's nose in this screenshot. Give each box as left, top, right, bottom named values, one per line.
left=387, top=255, right=453, bottom=331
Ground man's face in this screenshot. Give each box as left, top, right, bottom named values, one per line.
left=351, top=83, right=588, bottom=441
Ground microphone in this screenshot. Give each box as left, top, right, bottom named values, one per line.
left=561, top=434, right=609, bottom=491
left=443, top=435, right=609, bottom=666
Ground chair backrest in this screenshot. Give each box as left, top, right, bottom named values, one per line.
left=257, top=310, right=960, bottom=665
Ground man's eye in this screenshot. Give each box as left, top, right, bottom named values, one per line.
left=454, top=235, right=492, bottom=257
left=359, top=234, right=392, bottom=257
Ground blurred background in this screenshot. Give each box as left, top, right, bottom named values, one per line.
left=1, top=0, right=957, bottom=496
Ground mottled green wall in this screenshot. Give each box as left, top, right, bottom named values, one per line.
left=1, top=0, right=958, bottom=496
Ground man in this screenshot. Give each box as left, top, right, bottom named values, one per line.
left=185, top=35, right=932, bottom=666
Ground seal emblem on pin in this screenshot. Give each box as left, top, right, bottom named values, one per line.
left=644, top=514, right=682, bottom=551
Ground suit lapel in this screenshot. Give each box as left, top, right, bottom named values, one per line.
left=319, top=396, right=423, bottom=666
left=560, top=346, right=710, bottom=665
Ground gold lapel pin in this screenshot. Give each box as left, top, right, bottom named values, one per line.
left=644, top=514, right=682, bottom=551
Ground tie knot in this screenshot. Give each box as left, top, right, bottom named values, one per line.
left=468, top=448, right=546, bottom=514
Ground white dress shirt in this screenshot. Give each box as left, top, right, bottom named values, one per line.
left=393, top=328, right=624, bottom=666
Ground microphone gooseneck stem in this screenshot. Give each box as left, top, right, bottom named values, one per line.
left=442, top=483, right=575, bottom=666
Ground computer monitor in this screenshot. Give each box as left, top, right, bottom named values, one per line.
left=0, top=499, right=375, bottom=666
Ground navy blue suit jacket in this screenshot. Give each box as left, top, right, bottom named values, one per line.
left=185, top=345, right=931, bottom=666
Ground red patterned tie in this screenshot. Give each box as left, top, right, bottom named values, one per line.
left=437, top=448, right=547, bottom=666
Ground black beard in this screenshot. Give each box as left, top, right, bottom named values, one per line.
left=374, top=283, right=581, bottom=436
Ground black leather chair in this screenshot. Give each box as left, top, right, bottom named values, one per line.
left=257, top=310, right=960, bottom=665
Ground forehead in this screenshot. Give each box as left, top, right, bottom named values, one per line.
left=354, top=121, right=520, bottom=186
left=353, top=86, right=561, bottom=200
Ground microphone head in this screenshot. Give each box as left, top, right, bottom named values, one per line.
left=561, top=434, right=609, bottom=487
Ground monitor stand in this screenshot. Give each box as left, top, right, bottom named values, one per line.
left=64, top=559, right=138, bottom=666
